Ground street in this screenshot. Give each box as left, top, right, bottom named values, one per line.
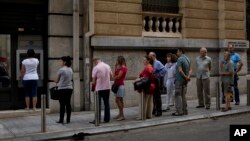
left=83, top=113, right=250, bottom=141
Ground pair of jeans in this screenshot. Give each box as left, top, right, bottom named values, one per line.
left=196, top=78, right=211, bottom=107
left=166, top=78, right=175, bottom=108
left=98, top=89, right=110, bottom=122
left=153, top=78, right=162, bottom=115
left=23, top=80, right=38, bottom=97
left=175, top=81, right=187, bottom=114
left=58, top=89, right=73, bottom=123
left=234, top=74, right=240, bottom=103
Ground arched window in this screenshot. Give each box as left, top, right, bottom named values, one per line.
left=142, top=0, right=179, bottom=13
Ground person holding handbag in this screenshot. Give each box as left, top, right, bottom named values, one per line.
left=113, top=56, right=127, bottom=121
left=134, top=55, right=155, bottom=120
left=54, top=56, right=73, bottom=124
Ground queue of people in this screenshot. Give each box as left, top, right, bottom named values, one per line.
left=1, top=44, right=242, bottom=124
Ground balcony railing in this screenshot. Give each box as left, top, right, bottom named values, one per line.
left=142, top=12, right=182, bottom=38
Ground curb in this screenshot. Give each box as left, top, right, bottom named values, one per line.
left=2, top=107, right=250, bottom=141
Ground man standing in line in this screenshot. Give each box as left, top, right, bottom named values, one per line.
left=227, top=44, right=243, bottom=105
left=172, top=48, right=192, bottom=116
left=196, top=47, right=212, bottom=109
left=149, top=52, right=166, bottom=117
left=90, top=58, right=112, bottom=123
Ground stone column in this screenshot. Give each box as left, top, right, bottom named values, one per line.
left=218, top=0, right=225, bottom=40
left=73, top=0, right=81, bottom=111
left=83, top=0, right=94, bottom=110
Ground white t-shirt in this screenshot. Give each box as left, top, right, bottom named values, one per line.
left=22, top=58, right=39, bottom=80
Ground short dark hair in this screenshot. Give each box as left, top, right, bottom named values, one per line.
left=27, top=49, right=35, bottom=57
left=177, top=48, right=185, bottom=54
left=61, top=56, right=72, bottom=67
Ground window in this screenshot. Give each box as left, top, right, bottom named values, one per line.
left=142, top=0, right=179, bottom=13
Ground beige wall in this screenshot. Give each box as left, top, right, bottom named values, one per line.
left=224, top=0, right=245, bottom=39
left=94, top=0, right=246, bottom=40
left=94, top=0, right=142, bottom=36
left=181, top=0, right=219, bottom=39
left=48, top=0, right=84, bottom=112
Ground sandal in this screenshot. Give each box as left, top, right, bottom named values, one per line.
left=113, top=115, right=120, bottom=119
left=116, top=117, right=125, bottom=121
left=221, top=108, right=229, bottom=112
left=172, top=112, right=183, bottom=116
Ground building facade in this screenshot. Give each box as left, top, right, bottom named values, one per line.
left=0, top=0, right=249, bottom=112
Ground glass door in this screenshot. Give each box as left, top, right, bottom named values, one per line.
left=0, top=35, right=12, bottom=110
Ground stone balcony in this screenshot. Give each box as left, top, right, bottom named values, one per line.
left=142, top=12, right=183, bottom=38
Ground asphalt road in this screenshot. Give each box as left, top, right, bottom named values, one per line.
left=83, top=113, right=250, bottom=141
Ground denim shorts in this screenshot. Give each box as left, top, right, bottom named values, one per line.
left=23, top=80, right=38, bottom=97
left=114, top=85, right=125, bottom=97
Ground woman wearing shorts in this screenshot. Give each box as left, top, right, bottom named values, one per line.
left=21, top=49, right=39, bottom=111
left=113, top=56, right=127, bottom=121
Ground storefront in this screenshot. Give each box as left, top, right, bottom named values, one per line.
left=0, top=0, right=48, bottom=110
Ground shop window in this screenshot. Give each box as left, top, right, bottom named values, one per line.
left=142, top=0, right=179, bottom=13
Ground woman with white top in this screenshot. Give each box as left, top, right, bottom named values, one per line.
left=21, top=49, right=39, bottom=111
left=163, top=53, right=177, bottom=111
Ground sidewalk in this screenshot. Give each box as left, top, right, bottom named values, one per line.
left=0, top=94, right=249, bottom=141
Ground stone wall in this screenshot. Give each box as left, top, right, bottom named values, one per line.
left=181, top=0, right=219, bottom=39
left=224, top=0, right=245, bottom=39
left=48, top=0, right=84, bottom=112
left=94, top=0, right=142, bottom=36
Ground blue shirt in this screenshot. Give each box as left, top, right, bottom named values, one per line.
left=176, top=55, right=190, bottom=82
left=230, top=52, right=241, bottom=70
left=153, top=59, right=166, bottom=78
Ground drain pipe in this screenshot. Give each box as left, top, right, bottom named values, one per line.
left=83, top=0, right=94, bottom=110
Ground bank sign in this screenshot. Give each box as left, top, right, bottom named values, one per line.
left=222, top=39, right=249, bottom=49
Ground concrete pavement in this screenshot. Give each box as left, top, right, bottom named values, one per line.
left=0, top=94, right=249, bottom=141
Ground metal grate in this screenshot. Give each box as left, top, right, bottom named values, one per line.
left=142, top=0, right=179, bottom=13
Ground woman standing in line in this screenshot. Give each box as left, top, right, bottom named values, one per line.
left=21, top=49, right=39, bottom=111
left=113, top=56, right=128, bottom=121
left=163, top=53, right=177, bottom=111
left=134, top=55, right=155, bottom=120
left=55, top=56, right=73, bottom=124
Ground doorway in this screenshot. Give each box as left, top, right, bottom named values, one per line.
left=0, top=0, right=48, bottom=110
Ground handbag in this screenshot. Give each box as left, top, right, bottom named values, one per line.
left=134, top=77, right=150, bottom=91
left=111, top=84, right=119, bottom=93
left=50, top=86, right=60, bottom=100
